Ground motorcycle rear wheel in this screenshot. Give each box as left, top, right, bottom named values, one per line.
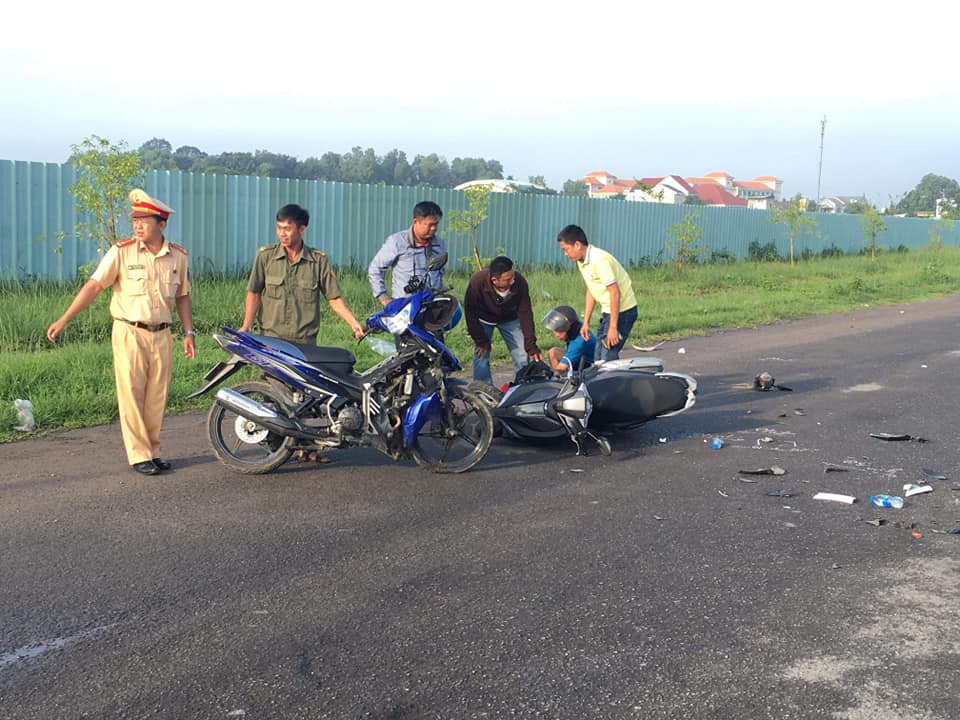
left=207, top=380, right=295, bottom=474
left=410, top=386, right=494, bottom=473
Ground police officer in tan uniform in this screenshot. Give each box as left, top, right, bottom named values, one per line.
left=47, top=189, right=196, bottom=476
left=240, top=203, right=365, bottom=344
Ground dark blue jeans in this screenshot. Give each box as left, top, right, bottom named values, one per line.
left=596, top=305, right=638, bottom=361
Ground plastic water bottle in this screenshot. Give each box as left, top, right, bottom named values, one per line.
left=869, top=494, right=904, bottom=509
left=710, top=437, right=724, bottom=450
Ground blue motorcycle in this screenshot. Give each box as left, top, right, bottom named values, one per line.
left=188, top=254, right=493, bottom=474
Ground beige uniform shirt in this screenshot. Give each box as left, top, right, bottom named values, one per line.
left=90, top=237, right=191, bottom=324
left=246, top=244, right=342, bottom=343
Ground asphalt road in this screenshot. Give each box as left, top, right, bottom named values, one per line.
left=2, top=297, right=959, bottom=719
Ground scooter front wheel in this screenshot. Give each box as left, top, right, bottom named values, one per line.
left=207, top=380, right=295, bottom=474
left=410, top=386, right=494, bottom=473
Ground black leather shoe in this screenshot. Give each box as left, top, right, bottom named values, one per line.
left=132, top=460, right=161, bottom=476
left=152, top=458, right=172, bottom=471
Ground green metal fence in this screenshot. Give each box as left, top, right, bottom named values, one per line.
left=1, top=160, right=955, bottom=282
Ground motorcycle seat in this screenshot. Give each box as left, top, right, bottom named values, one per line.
left=252, top=335, right=357, bottom=372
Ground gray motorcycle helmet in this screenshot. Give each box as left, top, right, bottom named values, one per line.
left=542, top=305, right=579, bottom=334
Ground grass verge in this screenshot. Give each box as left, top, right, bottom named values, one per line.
left=2, top=248, right=959, bottom=441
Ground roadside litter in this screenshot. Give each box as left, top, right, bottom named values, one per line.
left=738, top=466, right=786, bottom=476
left=922, top=468, right=947, bottom=480
left=753, top=371, right=793, bottom=392
left=869, top=494, right=905, bottom=509
left=813, top=492, right=857, bottom=504
left=632, top=342, right=664, bottom=352
left=710, top=437, right=724, bottom=450
left=870, top=432, right=928, bottom=443
left=766, top=489, right=797, bottom=498
left=13, top=399, right=35, bottom=432
left=903, top=483, right=933, bottom=497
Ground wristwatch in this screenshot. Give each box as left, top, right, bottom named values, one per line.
left=184, top=329, right=197, bottom=337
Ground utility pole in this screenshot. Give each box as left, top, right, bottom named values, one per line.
left=816, top=115, right=827, bottom=209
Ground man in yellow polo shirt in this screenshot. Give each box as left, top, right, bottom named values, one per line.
left=557, top=224, right=638, bottom=362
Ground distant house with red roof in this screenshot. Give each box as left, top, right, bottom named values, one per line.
left=579, top=169, right=782, bottom=207
left=689, top=182, right=748, bottom=207
left=581, top=171, right=638, bottom=199
left=685, top=172, right=782, bottom=208
left=627, top=175, right=695, bottom=204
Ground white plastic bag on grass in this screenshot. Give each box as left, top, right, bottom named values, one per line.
left=13, top=399, right=35, bottom=432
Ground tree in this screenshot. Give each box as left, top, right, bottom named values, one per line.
left=139, top=137, right=176, bottom=171
left=68, top=135, right=144, bottom=254
left=666, top=210, right=703, bottom=272
left=891, top=174, right=960, bottom=215
left=411, top=153, right=451, bottom=187
left=340, top=146, right=377, bottom=184
left=562, top=179, right=588, bottom=196
left=447, top=184, right=494, bottom=270
left=379, top=148, right=413, bottom=186
left=770, top=197, right=816, bottom=266
left=450, top=157, right=502, bottom=186
left=860, top=206, right=886, bottom=258
left=843, top=199, right=871, bottom=214
left=173, top=145, right=206, bottom=171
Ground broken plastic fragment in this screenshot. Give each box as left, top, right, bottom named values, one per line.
left=813, top=492, right=857, bottom=504
left=632, top=342, right=664, bottom=352
left=739, top=466, right=786, bottom=476
left=864, top=518, right=886, bottom=527
left=766, top=489, right=797, bottom=498
left=903, top=483, right=933, bottom=497
left=922, top=468, right=947, bottom=481
left=824, top=466, right=850, bottom=473
left=870, top=432, right=912, bottom=441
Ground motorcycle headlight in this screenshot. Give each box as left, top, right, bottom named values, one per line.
left=382, top=303, right=413, bottom=335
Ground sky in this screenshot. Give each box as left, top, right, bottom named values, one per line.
left=2, top=0, right=957, bottom=207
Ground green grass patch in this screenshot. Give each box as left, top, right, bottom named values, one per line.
left=3, top=249, right=960, bottom=442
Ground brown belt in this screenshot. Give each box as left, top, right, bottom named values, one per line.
left=117, top=319, right=170, bottom=332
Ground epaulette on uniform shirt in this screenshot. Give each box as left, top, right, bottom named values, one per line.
left=115, top=237, right=138, bottom=248
left=169, top=242, right=188, bottom=255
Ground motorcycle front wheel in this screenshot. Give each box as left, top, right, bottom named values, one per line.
left=207, top=380, right=295, bottom=474
left=410, top=386, right=494, bottom=473
left=466, top=381, right=504, bottom=438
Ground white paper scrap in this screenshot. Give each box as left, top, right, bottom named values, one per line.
left=813, top=492, right=857, bottom=504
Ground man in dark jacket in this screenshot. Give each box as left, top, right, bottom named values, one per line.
left=463, top=256, right=542, bottom=384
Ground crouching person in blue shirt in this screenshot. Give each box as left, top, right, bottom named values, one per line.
left=542, top=305, right=596, bottom=374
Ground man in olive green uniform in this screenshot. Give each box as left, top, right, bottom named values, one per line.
left=240, top=204, right=365, bottom=344
left=47, top=189, right=196, bottom=476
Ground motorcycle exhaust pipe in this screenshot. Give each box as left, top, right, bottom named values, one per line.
left=214, top=388, right=319, bottom=441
